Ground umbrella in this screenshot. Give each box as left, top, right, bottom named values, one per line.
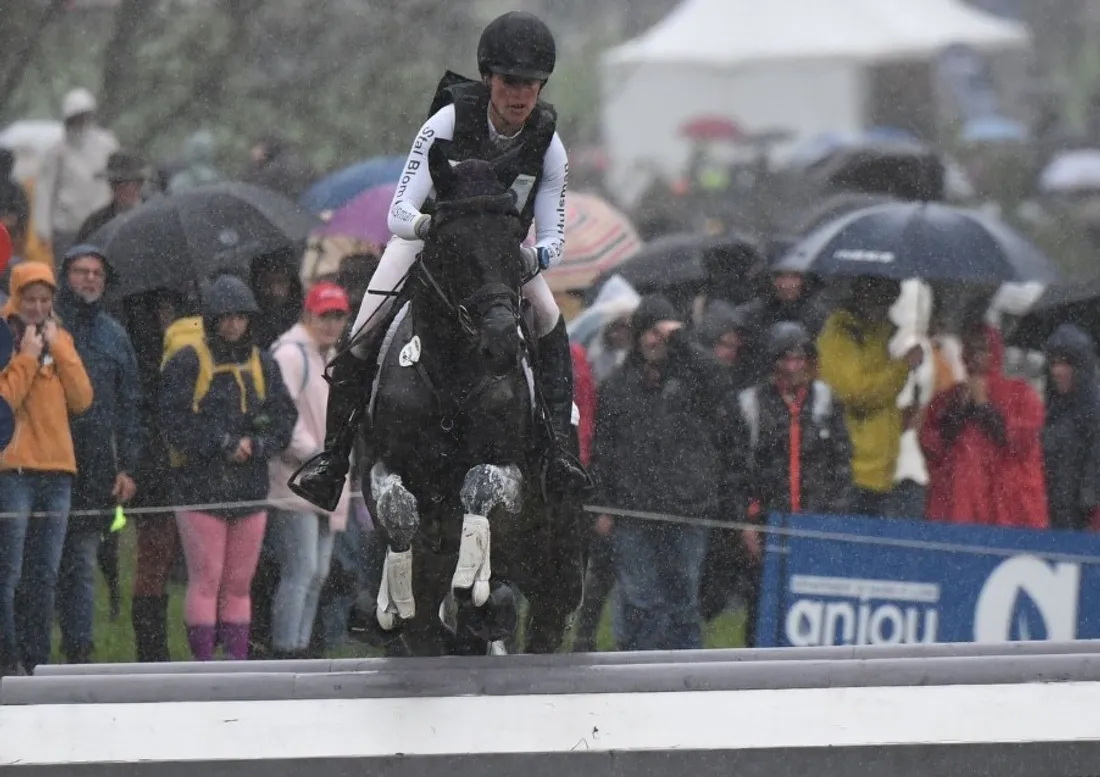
left=679, top=115, right=744, bottom=143
left=586, top=232, right=764, bottom=307
left=1039, top=149, right=1100, bottom=194
left=774, top=202, right=1061, bottom=284
left=315, top=182, right=395, bottom=248
left=539, top=192, right=642, bottom=292
left=1006, top=277, right=1100, bottom=351
left=960, top=115, right=1028, bottom=145
left=89, top=182, right=320, bottom=299
left=299, top=156, right=405, bottom=213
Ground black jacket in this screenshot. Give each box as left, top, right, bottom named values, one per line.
left=735, top=379, right=853, bottom=515
left=591, top=329, right=736, bottom=518
left=1043, top=324, right=1100, bottom=531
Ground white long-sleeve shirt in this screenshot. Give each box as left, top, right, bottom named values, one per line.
left=387, top=104, right=568, bottom=268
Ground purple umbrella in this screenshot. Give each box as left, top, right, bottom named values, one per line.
left=316, top=182, right=396, bottom=248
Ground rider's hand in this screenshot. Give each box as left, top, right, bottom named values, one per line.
left=520, top=246, right=540, bottom=278
left=413, top=215, right=432, bottom=240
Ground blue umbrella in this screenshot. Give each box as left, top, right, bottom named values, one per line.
left=300, top=156, right=406, bottom=213
left=961, top=115, right=1027, bottom=144
left=788, top=128, right=922, bottom=170
left=774, top=202, right=1060, bottom=284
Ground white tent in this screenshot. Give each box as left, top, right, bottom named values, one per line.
left=600, top=0, right=1030, bottom=204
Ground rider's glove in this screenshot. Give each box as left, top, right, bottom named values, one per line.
left=520, top=246, right=541, bottom=278
left=413, top=215, right=432, bottom=240
left=520, top=246, right=551, bottom=278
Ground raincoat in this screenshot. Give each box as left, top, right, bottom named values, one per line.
left=920, top=325, right=1048, bottom=528
left=0, top=263, right=94, bottom=473
left=816, top=308, right=910, bottom=493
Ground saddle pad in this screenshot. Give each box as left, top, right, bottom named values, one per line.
left=369, top=301, right=537, bottom=424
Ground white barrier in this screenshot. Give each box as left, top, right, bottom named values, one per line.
left=3, top=681, right=1100, bottom=776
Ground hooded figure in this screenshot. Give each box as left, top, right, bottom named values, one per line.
left=158, top=273, right=296, bottom=662
left=695, top=299, right=753, bottom=395
left=920, top=323, right=1047, bottom=528
left=1042, top=324, right=1100, bottom=531
left=0, top=261, right=93, bottom=676
left=167, top=130, right=223, bottom=194
left=52, top=244, right=143, bottom=660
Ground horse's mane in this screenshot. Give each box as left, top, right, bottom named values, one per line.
left=433, top=160, right=520, bottom=228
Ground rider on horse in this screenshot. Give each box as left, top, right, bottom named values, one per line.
left=291, top=11, right=590, bottom=512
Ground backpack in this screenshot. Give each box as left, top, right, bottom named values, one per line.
left=161, top=316, right=267, bottom=467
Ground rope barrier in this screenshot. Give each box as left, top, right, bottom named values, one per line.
left=7, top=490, right=1097, bottom=566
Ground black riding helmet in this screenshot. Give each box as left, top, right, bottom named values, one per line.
left=477, top=12, right=557, bottom=81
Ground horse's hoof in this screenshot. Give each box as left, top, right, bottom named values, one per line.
left=348, top=594, right=404, bottom=647
left=456, top=581, right=519, bottom=643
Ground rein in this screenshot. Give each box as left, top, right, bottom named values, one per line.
left=412, top=258, right=523, bottom=434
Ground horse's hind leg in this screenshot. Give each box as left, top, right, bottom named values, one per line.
left=370, top=461, right=420, bottom=631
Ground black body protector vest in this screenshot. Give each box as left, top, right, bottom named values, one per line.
left=425, top=72, right=557, bottom=234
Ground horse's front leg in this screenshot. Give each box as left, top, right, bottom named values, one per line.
left=370, top=461, right=421, bottom=630
left=450, top=464, right=522, bottom=609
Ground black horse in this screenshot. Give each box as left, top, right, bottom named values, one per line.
left=358, top=142, right=584, bottom=656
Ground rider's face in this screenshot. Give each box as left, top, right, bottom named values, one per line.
left=488, top=74, right=542, bottom=128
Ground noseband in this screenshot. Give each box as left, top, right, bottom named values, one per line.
left=415, top=250, right=521, bottom=339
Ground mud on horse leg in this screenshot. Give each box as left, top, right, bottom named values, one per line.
left=452, top=464, right=522, bottom=603
left=370, top=461, right=421, bottom=631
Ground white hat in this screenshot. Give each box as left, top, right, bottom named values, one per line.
left=61, top=88, right=97, bottom=120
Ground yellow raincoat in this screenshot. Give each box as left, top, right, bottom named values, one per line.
left=816, top=308, right=911, bottom=494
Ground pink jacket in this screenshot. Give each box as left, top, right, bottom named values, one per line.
left=267, top=323, right=350, bottom=531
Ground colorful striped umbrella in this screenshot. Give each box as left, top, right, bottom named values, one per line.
left=538, top=191, right=642, bottom=292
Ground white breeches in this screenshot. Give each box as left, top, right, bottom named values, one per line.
left=351, top=237, right=560, bottom=357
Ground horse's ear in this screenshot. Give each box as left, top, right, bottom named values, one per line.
left=428, top=142, right=456, bottom=196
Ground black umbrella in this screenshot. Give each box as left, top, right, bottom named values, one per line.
left=774, top=202, right=1061, bottom=284
left=89, top=182, right=320, bottom=298
left=1007, top=277, right=1100, bottom=351
left=586, top=232, right=765, bottom=309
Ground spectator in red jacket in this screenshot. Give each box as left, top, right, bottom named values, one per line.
left=920, top=319, right=1048, bottom=529
left=571, top=342, right=595, bottom=466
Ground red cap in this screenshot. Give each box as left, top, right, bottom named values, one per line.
left=304, top=281, right=351, bottom=315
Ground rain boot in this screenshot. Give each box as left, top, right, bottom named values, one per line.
left=535, top=317, right=592, bottom=496
left=290, top=348, right=377, bottom=512
left=132, top=594, right=170, bottom=663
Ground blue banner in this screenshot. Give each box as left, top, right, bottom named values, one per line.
left=755, top=513, right=1100, bottom=647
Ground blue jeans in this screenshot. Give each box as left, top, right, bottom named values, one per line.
left=56, top=528, right=102, bottom=660
left=270, top=511, right=335, bottom=652
left=612, top=518, right=708, bottom=651
left=0, top=473, right=72, bottom=669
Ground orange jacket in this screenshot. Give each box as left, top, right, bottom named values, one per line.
left=0, top=262, right=93, bottom=474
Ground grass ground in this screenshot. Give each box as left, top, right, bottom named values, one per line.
left=63, top=528, right=745, bottom=663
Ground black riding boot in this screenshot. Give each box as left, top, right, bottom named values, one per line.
left=290, top=348, right=376, bottom=511
left=536, top=317, right=592, bottom=496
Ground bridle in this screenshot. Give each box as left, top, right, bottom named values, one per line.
left=411, top=240, right=525, bottom=434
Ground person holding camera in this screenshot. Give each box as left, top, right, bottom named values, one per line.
left=159, top=275, right=295, bottom=661
left=0, top=262, right=93, bottom=676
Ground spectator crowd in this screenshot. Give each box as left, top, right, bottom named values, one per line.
left=0, top=86, right=1097, bottom=676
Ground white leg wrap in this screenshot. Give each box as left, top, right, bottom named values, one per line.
left=376, top=547, right=415, bottom=630
left=489, top=640, right=508, bottom=656
left=451, top=513, right=491, bottom=606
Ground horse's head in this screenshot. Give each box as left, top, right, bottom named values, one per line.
left=421, top=142, right=528, bottom=371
